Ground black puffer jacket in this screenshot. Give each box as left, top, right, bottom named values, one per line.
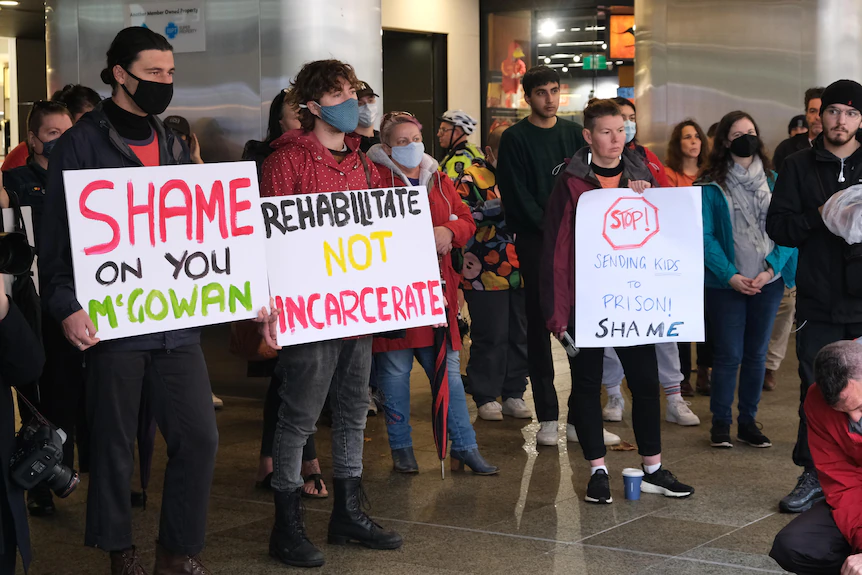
left=40, top=100, right=199, bottom=351
left=767, top=133, right=862, bottom=323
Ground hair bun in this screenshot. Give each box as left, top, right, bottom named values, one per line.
left=100, top=68, right=113, bottom=85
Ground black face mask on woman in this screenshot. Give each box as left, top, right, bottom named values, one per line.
left=729, top=134, right=760, bottom=158
left=121, top=69, right=174, bottom=116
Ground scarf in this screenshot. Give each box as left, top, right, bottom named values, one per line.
left=724, top=156, right=774, bottom=258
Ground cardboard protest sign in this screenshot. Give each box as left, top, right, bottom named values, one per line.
left=574, top=187, right=704, bottom=347
left=262, top=186, right=446, bottom=346
left=63, top=162, right=270, bottom=341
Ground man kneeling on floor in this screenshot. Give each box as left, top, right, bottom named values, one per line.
left=771, top=340, right=862, bottom=574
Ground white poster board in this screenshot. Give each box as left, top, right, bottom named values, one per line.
left=263, top=187, right=446, bottom=346
left=63, top=162, right=269, bottom=341
left=127, top=1, right=206, bottom=53
left=574, top=187, right=705, bottom=347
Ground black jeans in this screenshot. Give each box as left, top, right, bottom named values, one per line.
left=464, top=289, right=529, bottom=407
left=793, top=319, right=862, bottom=471
left=770, top=500, right=851, bottom=574
left=85, top=345, right=218, bottom=555
left=514, top=233, right=558, bottom=422
left=261, top=369, right=316, bottom=462
left=568, top=345, right=661, bottom=461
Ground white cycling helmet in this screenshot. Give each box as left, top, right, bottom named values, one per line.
left=439, top=109, right=478, bottom=136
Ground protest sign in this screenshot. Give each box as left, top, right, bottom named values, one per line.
left=63, top=162, right=270, bottom=341
left=574, top=187, right=704, bottom=347
left=262, top=186, right=446, bottom=346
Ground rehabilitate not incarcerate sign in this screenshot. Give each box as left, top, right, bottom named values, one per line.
left=63, top=162, right=270, bottom=341
left=262, top=187, right=446, bottom=346
left=574, top=187, right=705, bottom=348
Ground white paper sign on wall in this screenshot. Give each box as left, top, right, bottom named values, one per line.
left=127, top=1, right=206, bottom=54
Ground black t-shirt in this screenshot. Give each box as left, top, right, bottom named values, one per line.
left=360, top=131, right=381, bottom=153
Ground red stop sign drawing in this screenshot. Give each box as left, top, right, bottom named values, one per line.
left=602, top=196, right=660, bottom=250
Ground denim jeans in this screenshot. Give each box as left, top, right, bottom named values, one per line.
left=271, top=337, right=372, bottom=492
left=375, top=344, right=478, bottom=452
left=706, top=278, right=785, bottom=426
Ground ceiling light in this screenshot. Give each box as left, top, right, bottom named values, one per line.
left=0, top=2, right=19, bottom=6
left=601, top=43, right=608, bottom=50
left=574, top=55, right=581, bottom=62
left=616, top=61, right=624, bottom=65
left=632, top=24, right=637, bottom=31
left=539, top=19, right=557, bottom=37
left=562, top=67, right=569, bottom=73
left=544, top=57, right=551, bottom=64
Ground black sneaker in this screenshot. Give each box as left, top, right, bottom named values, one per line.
left=641, top=466, right=694, bottom=498
left=737, top=421, right=772, bottom=448
left=710, top=421, right=733, bottom=448
left=585, top=469, right=612, bottom=504
left=779, top=470, right=824, bottom=513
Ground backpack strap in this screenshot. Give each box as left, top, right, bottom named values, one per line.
left=358, top=151, right=373, bottom=188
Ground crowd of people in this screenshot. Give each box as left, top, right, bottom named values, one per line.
left=0, top=23, right=861, bottom=575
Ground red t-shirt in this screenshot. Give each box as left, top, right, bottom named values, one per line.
left=1, top=142, right=29, bottom=172
left=130, top=138, right=160, bottom=167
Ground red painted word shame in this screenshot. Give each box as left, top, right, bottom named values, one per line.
left=275, top=280, right=445, bottom=335
left=79, top=177, right=254, bottom=256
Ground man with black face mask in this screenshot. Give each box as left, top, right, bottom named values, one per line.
left=40, top=26, right=218, bottom=575
left=768, top=79, right=862, bottom=517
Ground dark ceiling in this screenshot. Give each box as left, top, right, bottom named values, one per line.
left=0, top=0, right=45, bottom=40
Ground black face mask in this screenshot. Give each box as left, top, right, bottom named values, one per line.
left=121, top=69, right=173, bottom=116
left=729, top=133, right=760, bottom=158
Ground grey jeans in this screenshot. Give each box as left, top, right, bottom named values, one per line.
left=271, top=337, right=372, bottom=492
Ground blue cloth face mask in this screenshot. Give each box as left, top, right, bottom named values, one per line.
left=624, top=120, right=637, bottom=144
left=308, top=98, right=359, bottom=134
left=391, top=141, right=425, bottom=169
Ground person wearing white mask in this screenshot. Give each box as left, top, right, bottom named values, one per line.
left=355, top=81, right=381, bottom=152
left=366, top=112, right=498, bottom=476
left=611, top=97, right=671, bottom=187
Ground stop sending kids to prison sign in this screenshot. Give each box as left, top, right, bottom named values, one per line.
left=574, top=187, right=705, bottom=347
left=64, top=162, right=270, bottom=340
left=262, top=186, right=446, bottom=346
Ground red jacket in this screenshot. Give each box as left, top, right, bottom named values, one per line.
left=541, top=147, right=658, bottom=335
left=629, top=143, right=671, bottom=188
left=806, top=383, right=862, bottom=551
left=366, top=145, right=475, bottom=353
left=1, top=142, right=28, bottom=173
left=261, top=130, right=380, bottom=197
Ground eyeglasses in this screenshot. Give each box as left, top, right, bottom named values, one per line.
left=381, top=111, right=415, bottom=125
left=825, top=107, right=861, bottom=120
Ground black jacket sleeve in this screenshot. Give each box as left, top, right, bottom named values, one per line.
left=766, top=157, right=826, bottom=248
left=772, top=138, right=792, bottom=173
left=40, top=131, right=84, bottom=323
left=0, top=297, right=45, bottom=387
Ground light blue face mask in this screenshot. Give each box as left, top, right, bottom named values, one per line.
left=624, top=120, right=637, bottom=144
left=305, top=98, right=359, bottom=134
left=391, top=141, right=425, bottom=169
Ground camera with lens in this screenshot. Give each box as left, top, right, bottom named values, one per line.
left=0, top=232, right=34, bottom=276
left=10, top=418, right=79, bottom=498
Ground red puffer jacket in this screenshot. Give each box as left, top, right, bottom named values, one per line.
left=261, top=130, right=380, bottom=197
left=366, top=144, right=475, bottom=352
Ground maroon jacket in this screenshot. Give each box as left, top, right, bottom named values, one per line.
left=541, top=147, right=658, bottom=335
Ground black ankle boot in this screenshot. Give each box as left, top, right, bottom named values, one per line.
left=327, top=477, right=403, bottom=550
left=270, top=488, right=325, bottom=568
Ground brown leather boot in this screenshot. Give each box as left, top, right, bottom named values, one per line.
left=680, top=376, right=695, bottom=397
left=696, top=366, right=711, bottom=396
left=763, top=369, right=777, bottom=391
left=153, top=542, right=211, bottom=575
left=110, top=547, right=148, bottom=575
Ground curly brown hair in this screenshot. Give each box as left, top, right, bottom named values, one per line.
left=285, top=59, right=361, bottom=132
left=703, top=111, right=772, bottom=187
left=665, top=120, right=708, bottom=174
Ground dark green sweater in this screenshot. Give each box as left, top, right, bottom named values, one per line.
left=496, top=117, right=587, bottom=235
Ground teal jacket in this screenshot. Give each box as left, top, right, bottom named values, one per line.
left=701, top=174, right=797, bottom=290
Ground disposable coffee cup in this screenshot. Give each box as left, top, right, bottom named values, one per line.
left=622, top=468, right=645, bottom=500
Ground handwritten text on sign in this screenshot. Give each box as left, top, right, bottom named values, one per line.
left=63, top=162, right=270, bottom=341
left=575, top=187, right=704, bottom=347
left=262, top=186, right=445, bottom=346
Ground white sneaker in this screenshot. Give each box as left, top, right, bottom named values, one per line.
left=566, top=424, right=621, bottom=446
left=478, top=401, right=504, bottom=421
left=212, top=393, right=224, bottom=410
left=536, top=421, right=559, bottom=446
left=602, top=395, right=625, bottom=422
left=666, top=396, right=700, bottom=426
left=501, top=398, right=533, bottom=419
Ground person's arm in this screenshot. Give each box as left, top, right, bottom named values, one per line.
left=701, top=186, right=740, bottom=286
left=496, top=131, right=545, bottom=232
left=439, top=176, right=476, bottom=249
left=766, top=159, right=825, bottom=247
left=644, top=147, right=671, bottom=187
left=0, top=294, right=45, bottom=386
left=807, top=390, right=862, bottom=552
left=541, top=176, right=576, bottom=335
left=765, top=244, right=796, bottom=282
left=772, top=139, right=790, bottom=173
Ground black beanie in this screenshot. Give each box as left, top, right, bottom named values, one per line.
left=820, top=79, right=862, bottom=115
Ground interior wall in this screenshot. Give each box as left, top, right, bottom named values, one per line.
left=15, top=38, right=47, bottom=142
left=382, top=0, right=482, bottom=142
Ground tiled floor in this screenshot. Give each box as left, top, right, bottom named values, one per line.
left=23, top=325, right=800, bottom=574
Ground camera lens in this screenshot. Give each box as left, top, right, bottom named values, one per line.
left=0, top=233, right=34, bottom=276
left=47, top=464, right=80, bottom=498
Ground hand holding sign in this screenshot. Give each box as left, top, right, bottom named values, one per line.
left=255, top=297, right=282, bottom=351
left=628, top=180, right=652, bottom=194
left=62, top=309, right=100, bottom=350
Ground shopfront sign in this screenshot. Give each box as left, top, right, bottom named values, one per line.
left=127, top=0, right=206, bottom=53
